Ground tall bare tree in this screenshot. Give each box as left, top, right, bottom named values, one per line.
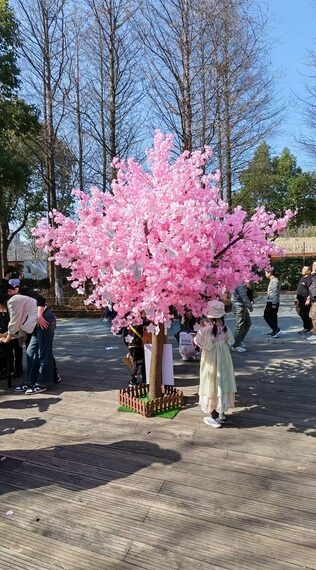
left=81, top=0, right=144, bottom=191
left=300, top=46, right=316, bottom=161
left=211, top=0, right=282, bottom=205
left=14, top=0, right=73, bottom=300
left=140, top=0, right=205, bottom=153
left=141, top=0, right=281, bottom=206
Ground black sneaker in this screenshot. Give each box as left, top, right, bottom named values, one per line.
left=271, top=329, right=281, bottom=338
left=25, top=384, right=47, bottom=395
left=14, top=384, right=29, bottom=393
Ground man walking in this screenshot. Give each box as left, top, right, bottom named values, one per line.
left=231, top=284, right=253, bottom=353
left=264, top=268, right=281, bottom=337
left=295, top=266, right=313, bottom=333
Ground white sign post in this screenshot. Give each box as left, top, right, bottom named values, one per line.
left=144, top=344, right=174, bottom=386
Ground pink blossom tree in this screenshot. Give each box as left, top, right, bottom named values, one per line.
left=34, top=132, right=293, bottom=398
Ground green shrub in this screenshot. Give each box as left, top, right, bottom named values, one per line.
left=253, top=255, right=315, bottom=292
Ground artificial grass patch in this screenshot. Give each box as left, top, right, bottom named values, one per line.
left=139, top=395, right=151, bottom=403
left=117, top=404, right=181, bottom=419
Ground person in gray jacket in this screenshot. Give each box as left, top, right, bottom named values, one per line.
left=231, top=284, right=253, bottom=352
left=264, top=268, right=281, bottom=337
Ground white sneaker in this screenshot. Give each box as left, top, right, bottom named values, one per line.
left=306, top=335, right=316, bottom=341
left=204, top=416, right=221, bottom=428
left=232, top=346, right=247, bottom=353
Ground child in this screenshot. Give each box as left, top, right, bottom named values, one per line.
left=194, top=300, right=236, bottom=428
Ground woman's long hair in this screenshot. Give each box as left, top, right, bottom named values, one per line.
left=210, top=316, right=227, bottom=337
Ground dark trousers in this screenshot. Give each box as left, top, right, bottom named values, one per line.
left=296, top=302, right=312, bottom=330
left=26, top=309, right=56, bottom=387
left=233, top=305, right=252, bottom=347
left=264, top=302, right=279, bottom=333
left=129, top=347, right=146, bottom=383
left=3, top=340, right=23, bottom=375
left=12, top=338, right=23, bottom=373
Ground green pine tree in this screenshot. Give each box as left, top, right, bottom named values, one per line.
left=235, top=143, right=316, bottom=225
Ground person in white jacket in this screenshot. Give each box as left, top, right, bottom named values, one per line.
left=264, top=268, right=281, bottom=337
left=0, top=293, right=38, bottom=341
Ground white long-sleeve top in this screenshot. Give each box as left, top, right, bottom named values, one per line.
left=266, top=276, right=280, bottom=305
left=7, top=294, right=38, bottom=335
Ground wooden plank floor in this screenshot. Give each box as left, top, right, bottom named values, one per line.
left=1, top=294, right=316, bottom=570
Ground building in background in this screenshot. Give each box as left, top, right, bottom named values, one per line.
left=7, top=234, right=47, bottom=279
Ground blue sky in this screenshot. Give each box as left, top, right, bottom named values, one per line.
left=265, top=0, right=316, bottom=169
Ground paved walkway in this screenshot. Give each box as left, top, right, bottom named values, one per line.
left=0, top=294, right=315, bottom=570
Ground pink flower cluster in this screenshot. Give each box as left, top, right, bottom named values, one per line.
left=34, top=131, right=294, bottom=331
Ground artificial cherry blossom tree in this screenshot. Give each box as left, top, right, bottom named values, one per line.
left=34, top=131, right=293, bottom=398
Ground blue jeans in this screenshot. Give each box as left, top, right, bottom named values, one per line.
left=26, top=309, right=56, bottom=387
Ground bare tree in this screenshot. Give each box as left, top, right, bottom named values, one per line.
left=14, top=0, right=73, bottom=301
left=299, top=47, right=316, bottom=161
left=140, top=0, right=206, bottom=153
left=81, top=0, right=144, bottom=191
left=211, top=0, right=282, bottom=205
left=141, top=0, right=281, bottom=206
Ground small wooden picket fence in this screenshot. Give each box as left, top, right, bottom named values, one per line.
left=118, top=384, right=183, bottom=417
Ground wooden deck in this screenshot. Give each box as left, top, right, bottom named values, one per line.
left=0, top=295, right=316, bottom=570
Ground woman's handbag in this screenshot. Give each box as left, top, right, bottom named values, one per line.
left=123, top=353, right=133, bottom=369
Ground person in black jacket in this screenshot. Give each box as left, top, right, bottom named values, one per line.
left=0, top=289, right=12, bottom=378
left=295, top=266, right=313, bottom=333
left=123, top=323, right=146, bottom=387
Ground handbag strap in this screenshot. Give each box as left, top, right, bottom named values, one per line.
left=130, top=325, right=143, bottom=340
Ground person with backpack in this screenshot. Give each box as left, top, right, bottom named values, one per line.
left=306, top=261, right=316, bottom=342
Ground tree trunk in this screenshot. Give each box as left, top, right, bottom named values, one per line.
left=109, top=0, right=117, bottom=185
left=0, top=223, right=9, bottom=277
left=43, top=5, right=64, bottom=304
left=96, top=25, right=108, bottom=193
left=223, top=85, right=232, bottom=208
left=54, top=264, right=64, bottom=305
left=216, top=106, right=224, bottom=199
left=149, top=323, right=164, bottom=400
left=181, top=0, right=192, bottom=153
left=221, top=5, right=232, bottom=208
left=75, top=40, right=84, bottom=192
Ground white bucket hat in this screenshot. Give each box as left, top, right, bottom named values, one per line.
left=206, top=300, right=226, bottom=319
